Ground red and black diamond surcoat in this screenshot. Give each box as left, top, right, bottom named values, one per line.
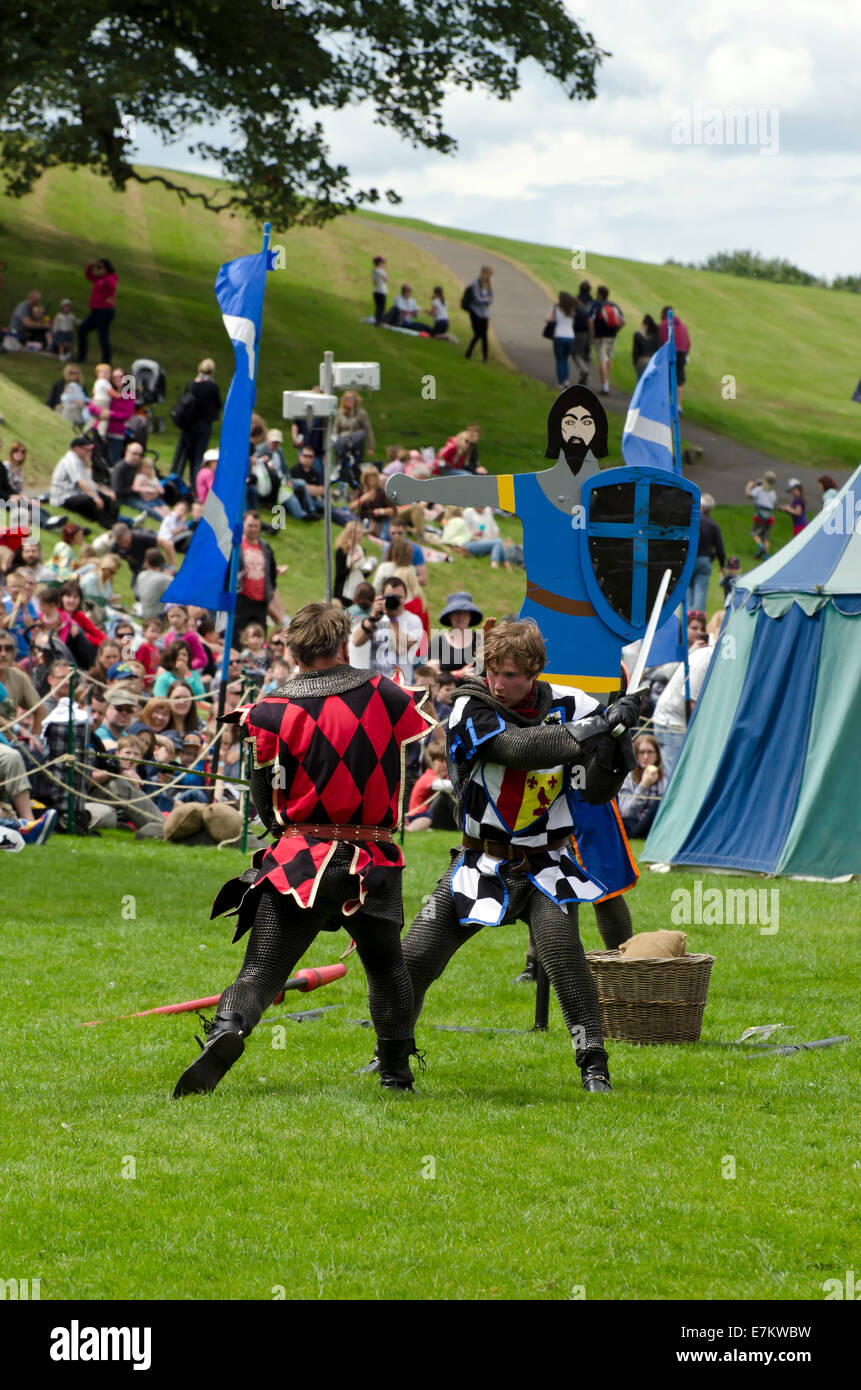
left=213, top=669, right=435, bottom=925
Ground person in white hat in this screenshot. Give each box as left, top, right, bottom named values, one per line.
left=195, top=448, right=218, bottom=503
left=779, top=478, right=808, bottom=536
left=50, top=298, right=78, bottom=362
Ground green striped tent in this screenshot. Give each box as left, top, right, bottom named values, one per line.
left=643, top=465, right=861, bottom=877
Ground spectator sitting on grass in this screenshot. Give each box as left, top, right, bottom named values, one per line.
left=331, top=390, right=376, bottom=485
left=129, top=455, right=170, bottom=520
left=163, top=604, right=209, bottom=671
left=51, top=437, right=118, bottom=524
left=57, top=579, right=106, bottom=667
left=134, top=549, right=173, bottom=619
left=435, top=423, right=487, bottom=476
left=77, top=552, right=122, bottom=612
left=111, top=522, right=156, bottom=579
left=346, top=580, right=376, bottom=622
left=239, top=622, right=270, bottom=673
left=109, top=442, right=144, bottom=507
left=382, top=517, right=427, bottom=585
left=9, top=289, right=42, bottom=344
left=2, top=567, right=40, bottom=659
left=157, top=499, right=190, bottom=566
left=617, top=734, right=668, bottom=839
left=89, top=638, right=122, bottom=688
left=405, top=736, right=455, bottom=831
left=47, top=364, right=90, bottom=427
left=372, top=537, right=415, bottom=595
left=350, top=464, right=393, bottom=535
left=172, top=730, right=210, bottom=804
left=94, top=686, right=138, bottom=752
left=290, top=445, right=326, bottom=515
left=153, top=640, right=207, bottom=699
left=261, top=658, right=292, bottom=695
left=139, top=696, right=175, bottom=739
left=167, top=681, right=204, bottom=742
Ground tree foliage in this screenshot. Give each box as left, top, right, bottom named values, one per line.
left=0, top=1, right=607, bottom=226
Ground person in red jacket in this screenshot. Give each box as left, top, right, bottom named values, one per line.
left=76, top=258, right=119, bottom=365
left=658, top=306, right=691, bottom=408
left=56, top=579, right=107, bottom=667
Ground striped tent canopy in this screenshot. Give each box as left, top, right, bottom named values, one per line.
left=642, top=464, right=861, bottom=878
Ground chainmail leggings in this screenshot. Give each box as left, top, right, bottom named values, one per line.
left=525, top=891, right=633, bottom=957
left=403, top=866, right=608, bottom=1070
left=219, top=883, right=415, bottom=1040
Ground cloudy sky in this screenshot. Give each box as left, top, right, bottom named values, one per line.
left=135, top=0, right=860, bottom=278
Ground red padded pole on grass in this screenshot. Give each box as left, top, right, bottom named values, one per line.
left=82, top=962, right=347, bottom=1026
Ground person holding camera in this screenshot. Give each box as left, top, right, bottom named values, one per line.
left=350, top=576, right=424, bottom=682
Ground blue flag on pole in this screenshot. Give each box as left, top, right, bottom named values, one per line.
left=621, top=337, right=687, bottom=666
left=621, top=342, right=675, bottom=472
left=162, top=248, right=271, bottom=612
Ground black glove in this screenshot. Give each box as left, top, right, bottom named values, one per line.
left=605, top=692, right=642, bottom=734
left=567, top=711, right=611, bottom=746
left=579, top=731, right=617, bottom=773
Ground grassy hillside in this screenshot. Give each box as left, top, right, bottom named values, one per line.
left=0, top=165, right=796, bottom=619
left=366, top=212, right=861, bottom=472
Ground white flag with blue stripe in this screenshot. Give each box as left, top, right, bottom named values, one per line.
left=621, top=342, right=675, bottom=472
left=163, top=247, right=272, bottom=612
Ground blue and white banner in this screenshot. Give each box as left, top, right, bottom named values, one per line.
left=621, top=341, right=675, bottom=473
left=163, top=247, right=272, bottom=612
left=622, top=337, right=685, bottom=664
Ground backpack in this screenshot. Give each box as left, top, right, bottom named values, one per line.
left=599, top=302, right=625, bottom=330
left=170, top=386, right=197, bottom=429
left=460, top=284, right=474, bottom=312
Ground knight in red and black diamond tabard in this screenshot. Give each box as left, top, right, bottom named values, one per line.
left=386, top=618, right=641, bottom=1096
left=173, top=604, right=436, bottom=1099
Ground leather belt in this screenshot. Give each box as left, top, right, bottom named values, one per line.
left=282, top=823, right=393, bottom=844
left=462, top=833, right=570, bottom=862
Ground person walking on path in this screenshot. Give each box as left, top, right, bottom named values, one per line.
left=464, top=266, right=493, bottom=362
left=590, top=286, right=625, bottom=395
left=746, top=470, right=778, bottom=558
left=76, top=258, right=118, bottom=364
left=658, top=306, right=691, bottom=407
left=371, top=255, right=388, bottom=325
left=686, top=493, right=725, bottom=612
left=545, top=291, right=578, bottom=388
left=632, top=315, right=660, bottom=378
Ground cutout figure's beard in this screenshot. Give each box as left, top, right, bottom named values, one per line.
left=561, top=436, right=590, bottom=473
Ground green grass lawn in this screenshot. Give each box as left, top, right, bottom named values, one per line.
left=1, top=832, right=857, bottom=1300
left=365, top=210, right=861, bottom=473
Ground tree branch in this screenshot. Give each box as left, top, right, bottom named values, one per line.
left=125, top=169, right=237, bottom=213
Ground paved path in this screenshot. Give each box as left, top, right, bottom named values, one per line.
left=367, top=220, right=851, bottom=504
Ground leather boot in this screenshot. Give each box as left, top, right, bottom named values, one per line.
left=172, top=1010, right=247, bottom=1098
left=377, top=1036, right=423, bottom=1092
left=580, top=1046, right=612, bottom=1093
left=513, top=956, right=537, bottom=984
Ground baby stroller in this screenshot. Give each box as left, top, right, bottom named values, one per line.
left=131, top=358, right=167, bottom=435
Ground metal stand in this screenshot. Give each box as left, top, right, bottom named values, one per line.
left=321, top=349, right=335, bottom=602
left=533, top=961, right=550, bottom=1031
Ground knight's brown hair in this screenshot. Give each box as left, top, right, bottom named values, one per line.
left=483, top=619, right=546, bottom=677
left=284, top=603, right=352, bottom=665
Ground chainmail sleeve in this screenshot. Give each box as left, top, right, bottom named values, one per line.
left=249, top=763, right=279, bottom=835
left=481, top=724, right=584, bottom=771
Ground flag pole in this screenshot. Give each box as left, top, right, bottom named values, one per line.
left=217, top=221, right=271, bottom=735
left=321, top=348, right=335, bottom=602
left=667, top=308, right=692, bottom=721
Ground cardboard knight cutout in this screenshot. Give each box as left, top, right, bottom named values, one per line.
left=386, top=385, right=700, bottom=694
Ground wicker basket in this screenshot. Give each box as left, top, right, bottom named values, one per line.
left=586, top=950, right=716, bottom=1044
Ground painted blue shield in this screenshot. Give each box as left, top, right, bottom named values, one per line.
left=579, top=466, right=700, bottom=640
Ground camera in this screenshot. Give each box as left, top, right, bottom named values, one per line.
left=384, top=594, right=401, bottom=613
